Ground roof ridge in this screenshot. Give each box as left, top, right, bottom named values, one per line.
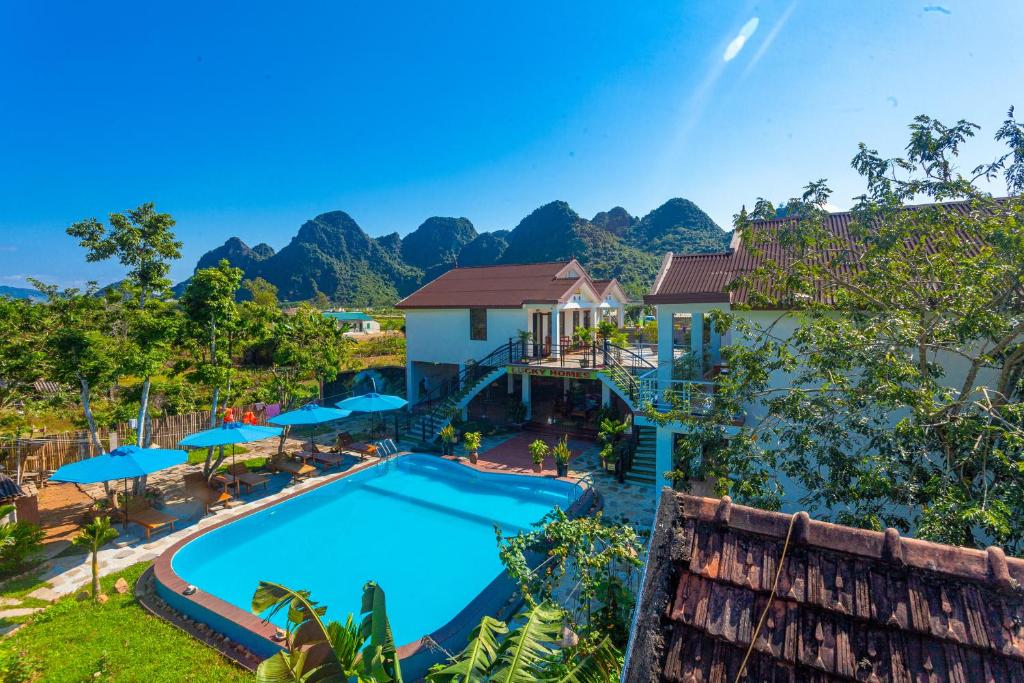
left=443, top=259, right=572, bottom=270
left=677, top=492, right=1024, bottom=589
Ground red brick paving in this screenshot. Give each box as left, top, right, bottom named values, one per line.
left=463, top=432, right=589, bottom=478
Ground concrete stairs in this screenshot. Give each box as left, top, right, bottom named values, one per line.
left=626, top=425, right=657, bottom=485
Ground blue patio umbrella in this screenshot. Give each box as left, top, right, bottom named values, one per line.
left=178, top=422, right=284, bottom=477
left=178, top=422, right=283, bottom=448
left=336, top=381, right=408, bottom=437
left=50, top=445, right=187, bottom=530
left=267, top=403, right=351, bottom=451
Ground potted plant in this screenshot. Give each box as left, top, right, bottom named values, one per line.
left=553, top=436, right=571, bottom=477
left=506, top=401, right=528, bottom=429
left=439, top=424, right=457, bottom=457
left=516, top=329, right=533, bottom=360
left=463, top=431, right=482, bottom=464
left=528, top=439, right=549, bottom=473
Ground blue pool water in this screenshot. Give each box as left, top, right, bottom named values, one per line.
left=171, top=454, right=581, bottom=646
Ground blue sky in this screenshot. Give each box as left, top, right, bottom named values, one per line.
left=1, top=1, right=1021, bottom=287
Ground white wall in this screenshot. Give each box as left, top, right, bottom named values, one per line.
left=405, top=308, right=528, bottom=365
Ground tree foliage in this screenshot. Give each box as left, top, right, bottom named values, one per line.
left=660, top=109, right=1024, bottom=550
left=426, top=602, right=619, bottom=683
left=250, top=580, right=402, bottom=683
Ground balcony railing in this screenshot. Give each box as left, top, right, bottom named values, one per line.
left=637, top=370, right=717, bottom=416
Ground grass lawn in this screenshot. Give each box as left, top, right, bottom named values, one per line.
left=185, top=444, right=250, bottom=465
left=1, top=563, right=255, bottom=683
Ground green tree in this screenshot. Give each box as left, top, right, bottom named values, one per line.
left=30, top=281, right=117, bottom=453
left=72, top=516, right=119, bottom=600
left=0, top=296, right=47, bottom=450
left=66, top=203, right=182, bottom=449
left=243, top=277, right=279, bottom=309
left=274, top=303, right=350, bottom=402
left=497, top=510, right=644, bottom=649
left=66, top=203, right=182, bottom=309
left=250, top=581, right=402, bottom=683
left=658, top=109, right=1024, bottom=550
left=181, top=260, right=243, bottom=479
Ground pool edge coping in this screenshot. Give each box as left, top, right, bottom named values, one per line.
left=151, top=452, right=601, bottom=667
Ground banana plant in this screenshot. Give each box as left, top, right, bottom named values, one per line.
left=251, top=580, right=403, bottom=683
left=426, top=601, right=619, bottom=682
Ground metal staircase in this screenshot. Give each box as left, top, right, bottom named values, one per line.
left=409, top=343, right=517, bottom=446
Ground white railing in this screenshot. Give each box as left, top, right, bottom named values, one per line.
left=636, top=369, right=717, bottom=415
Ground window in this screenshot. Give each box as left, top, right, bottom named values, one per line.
left=469, top=308, right=487, bottom=341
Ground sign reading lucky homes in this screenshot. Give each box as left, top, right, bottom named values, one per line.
left=508, top=365, right=599, bottom=380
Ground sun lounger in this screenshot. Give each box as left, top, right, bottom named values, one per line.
left=124, top=498, right=177, bottom=540
left=184, top=472, right=234, bottom=514
left=335, top=433, right=376, bottom=458
left=309, top=450, right=348, bottom=470
left=224, top=463, right=270, bottom=492
left=269, top=454, right=316, bottom=480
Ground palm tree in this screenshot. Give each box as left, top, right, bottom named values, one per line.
left=426, top=601, right=619, bottom=682
left=72, top=516, right=119, bottom=600
left=251, top=580, right=403, bottom=683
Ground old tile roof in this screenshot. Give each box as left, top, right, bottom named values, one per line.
left=624, top=491, right=1024, bottom=683
left=396, top=260, right=591, bottom=309
left=645, top=201, right=993, bottom=308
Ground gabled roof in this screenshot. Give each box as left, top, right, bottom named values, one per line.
left=590, top=278, right=628, bottom=303
left=625, top=491, right=1024, bottom=682
left=396, top=260, right=597, bottom=309
left=644, top=201, right=993, bottom=308
left=323, top=311, right=373, bottom=322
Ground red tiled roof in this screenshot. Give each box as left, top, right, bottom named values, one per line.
left=625, top=491, right=1024, bottom=682
left=396, top=260, right=589, bottom=309
left=645, top=201, right=992, bottom=308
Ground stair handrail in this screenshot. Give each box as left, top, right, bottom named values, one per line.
left=603, top=341, right=656, bottom=374
left=411, top=341, right=516, bottom=415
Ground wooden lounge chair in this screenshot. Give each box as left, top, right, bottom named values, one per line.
left=184, top=472, right=234, bottom=514
left=335, top=433, right=376, bottom=459
left=125, top=497, right=177, bottom=541
left=269, top=453, right=316, bottom=480
left=309, top=450, right=348, bottom=470
left=224, top=462, right=270, bottom=492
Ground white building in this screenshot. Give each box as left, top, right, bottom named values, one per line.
left=397, top=260, right=628, bottom=407
left=323, top=311, right=381, bottom=334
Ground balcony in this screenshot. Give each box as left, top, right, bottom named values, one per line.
left=636, top=370, right=716, bottom=415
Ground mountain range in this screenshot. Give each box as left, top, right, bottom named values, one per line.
left=180, top=198, right=729, bottom=305
left=0, top=285, right=45, bottom=301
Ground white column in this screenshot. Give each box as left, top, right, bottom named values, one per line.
left=617, top=305, right=624, bottom=328
left=601, top=382, right=611, bottom=408
left=507, top=372, right=514, bottom=394
left=406, top=363, right=417, bottom=407
left=521, top=373, right=532, bottom=420
left=709, top=318, right=721, bottom=366
left=457, top=362, right=468, bottom=418
left=690, top=313, right=704, bottom=366
left=655, top=426, right=674, bottom=492
left=657, top=307, right=674, bottom=392
left=550, top=306, right=561, bottom=354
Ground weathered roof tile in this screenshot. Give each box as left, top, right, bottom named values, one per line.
left=624, top=492, right=1024, bottom=683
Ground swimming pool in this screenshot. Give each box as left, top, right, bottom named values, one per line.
left=153, top=454, right=588, bottom=673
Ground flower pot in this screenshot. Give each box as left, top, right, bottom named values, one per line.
left=533, top=462, right=543, bottom=473
left=470, top=451, right=478, bottom=464
left=556, top=461, right=569, bottom=477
